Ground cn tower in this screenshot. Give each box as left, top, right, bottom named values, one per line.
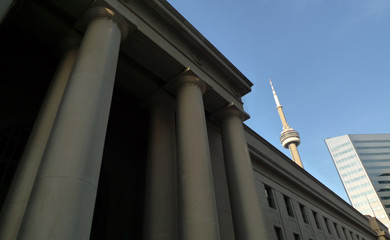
left=269, top=79, right=304, bottom=168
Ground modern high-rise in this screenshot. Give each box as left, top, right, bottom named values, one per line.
left=326, top=134, right=390, bottom=228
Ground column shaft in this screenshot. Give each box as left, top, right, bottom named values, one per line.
left=17, top=15, right=122, bottom=240
left=0, top=48, right=77, bottom=240
left=220, top=110, right=268, bottom=240
left=0, top=0, right=14, bottom=23
left=176, top=76, right=220, bottom=240
left=143, top=97, right=177, bottom=240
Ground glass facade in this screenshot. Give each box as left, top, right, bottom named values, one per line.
left=325, top=134, right=390, bottom=228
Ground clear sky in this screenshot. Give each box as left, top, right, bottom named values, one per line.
left=167, top=0, right=390, bottom=203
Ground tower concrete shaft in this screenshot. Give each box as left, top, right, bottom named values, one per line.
left=269, top=79, right=304, bottom=168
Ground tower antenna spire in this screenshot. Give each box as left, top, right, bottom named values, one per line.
left=269, top=78, right=304, bottom=168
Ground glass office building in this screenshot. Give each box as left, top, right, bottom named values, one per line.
left=326, top=134, right=390, bottom=228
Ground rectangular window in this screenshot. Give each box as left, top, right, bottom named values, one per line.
left=342, top=227, right=347, bottom=239
left=299, top=204, right=309, bottom=223
left=274, top=226, right=284, bottom=240
left=265, top=185, right=276, bottom=209
left=293, top=233, right=301, bottom=240
left=334, top=222, right=340, bottom=238
left=324, top=218, right=332, bottom=235
left=313, top=211, right=322, bottom=230
left=284, top=195, right=294, bottom=217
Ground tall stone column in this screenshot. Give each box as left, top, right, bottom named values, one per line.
left=0, top=0, right=14, bottom=23
left=17, top=7, right=127, bottom=240
left=0, top=45, right=78, bottom=240
left=216, top=103, right=268, bottom=240
left=143, top=92, right=177, bottom=240
left=175, top=73, right=220, bottom=240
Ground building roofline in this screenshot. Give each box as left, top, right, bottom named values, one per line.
left=147, top=0, right=253, bottom=95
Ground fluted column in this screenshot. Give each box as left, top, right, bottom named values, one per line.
left=175, top=73, right=220, bottom=240
left=0, top=45, right=78, bottom=240
left=17, top=7, right=127, bottom=240
left=143, top=92, right=177, bottom=240
left=217, top=103, right=268, bottom=240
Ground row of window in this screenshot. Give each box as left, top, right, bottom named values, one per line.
left=339, top=161, right=359, bottom=171
left=335, top=155, right=356, bottom=164
left=377, top=188, right=390, bottom=192
left=265, top=185, right=309, bottom=223
left=360, top=207, right=382, bottom=215
left=353, top=140, right=390, bottom=143
left=333, top=148, right=354, bottom=157
left=345, top=175, right=366, bottom=184
left=365, top=166, right=390, bottom=170
left=351, top=190, right=374, bottom=199
left=274, top=213, right=365, bottom=240
left=362, top=159, right=390, bottom=163
left=354, top=198, right=377, bottom=207
left=359, top=152, right=390, bottom=156
left=342, top=168, right=363, bottom=177
left=330, top=142, right=351, bottom=151
left=274, top=227, right=306, bottom=240
left=356, top=146, right=390, bottom=150
left=368, top=173, right=390, bottom=177
left=347, top=182, right=370, bottom=192
left=378, top=181, right=390, bottom=184
left=265, top=185, right=367, bottom=240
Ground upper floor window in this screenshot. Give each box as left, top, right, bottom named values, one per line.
left=299, top=204, right=309, bottom=224
left=284, top=195, right=294, bottom=217
left=324, top=217, right=332, bottom=235
left=293, top=233, right=301, bottom=240
left=274, top=226, right=284, bottom=240
left=264, top=184, right=276, bottom=209
left=313, top=211, right=322, bottom=230
left=334, top=222, right=341, bottom=238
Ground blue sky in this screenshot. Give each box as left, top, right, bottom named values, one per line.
left=167, top=0, right=390, bottom=203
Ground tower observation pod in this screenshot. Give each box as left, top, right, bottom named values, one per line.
left=269, top=79, right=304, bottom=168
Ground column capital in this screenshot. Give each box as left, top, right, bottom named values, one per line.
left=211, top=102, right=250, bottom=124
left=169, top=67, right=207, bottom=94
left=85, top=5, right=129, bottom=40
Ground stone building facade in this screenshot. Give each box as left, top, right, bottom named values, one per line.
left=0, top=0, right=388, bottom=239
